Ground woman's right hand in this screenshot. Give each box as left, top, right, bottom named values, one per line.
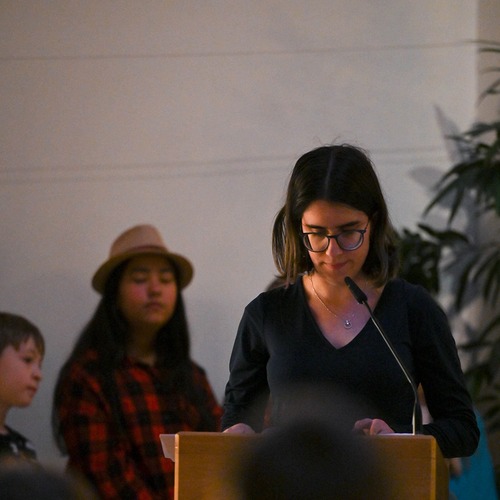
left=353, top=418, right=394, bottom=435
left=222, top=423, right=256, bottom=434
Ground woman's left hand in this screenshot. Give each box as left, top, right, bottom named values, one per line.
left=353, top=418, right=394, bottom=435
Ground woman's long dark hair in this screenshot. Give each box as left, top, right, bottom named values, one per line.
left=272, top=144, right=399, bottom=286
left=52, top=259, right=217, bottom=453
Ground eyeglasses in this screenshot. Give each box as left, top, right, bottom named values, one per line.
left=301, top=221, right=369, bottom=252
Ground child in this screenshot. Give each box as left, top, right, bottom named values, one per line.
left=52, top=224, right=222, bottom=498
left=0, top=312, right=44, bottom=464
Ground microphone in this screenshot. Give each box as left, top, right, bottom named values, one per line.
left=344, top=276, right=422, bottom=435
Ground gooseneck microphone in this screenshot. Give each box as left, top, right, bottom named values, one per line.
left=344, top=276, right=422, bottom=435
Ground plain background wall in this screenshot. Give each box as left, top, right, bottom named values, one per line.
left=0, top=1, right=485, bottom=467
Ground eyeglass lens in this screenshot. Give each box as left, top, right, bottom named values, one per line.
left=304, top=230, right=364, bottom=252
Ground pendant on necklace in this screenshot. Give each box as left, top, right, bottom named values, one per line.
left=309, top=273, right=356, bottom=330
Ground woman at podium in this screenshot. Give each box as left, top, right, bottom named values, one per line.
left=222, top=144, right=479, bottom=460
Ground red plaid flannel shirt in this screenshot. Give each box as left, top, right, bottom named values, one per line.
left=56, top=349, right=222, bottom=499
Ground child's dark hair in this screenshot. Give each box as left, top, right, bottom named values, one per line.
left=52, top=258, right=218, bottom=453
left=0, top=312, right=45, bottom=356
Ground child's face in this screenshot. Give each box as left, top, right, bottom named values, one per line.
left=117, top=255, right=178, bottom=336
left=0, top=337, right=43, bottom=410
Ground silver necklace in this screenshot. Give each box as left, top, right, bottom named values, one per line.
left=309, top=274, right=356, bottom=329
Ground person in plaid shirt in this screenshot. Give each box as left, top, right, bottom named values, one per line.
left=52, top=224, right=222, bottom=499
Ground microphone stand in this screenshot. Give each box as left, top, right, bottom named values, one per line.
left=345, top=277, right=422, bottom=435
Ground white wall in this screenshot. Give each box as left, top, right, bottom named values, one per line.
left=0, top=1, right=478, bottom=466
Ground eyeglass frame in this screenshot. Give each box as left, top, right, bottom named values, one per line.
left=301, top=220, right=370, bottom=253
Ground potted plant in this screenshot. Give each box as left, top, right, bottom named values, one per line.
left=397, top=41, right=500, bottom=487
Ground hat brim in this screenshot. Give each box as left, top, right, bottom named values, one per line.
left=91, top=248, right=193, bottom=294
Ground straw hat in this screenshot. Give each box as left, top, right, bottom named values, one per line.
left=91, top=224, right=193, bottom=294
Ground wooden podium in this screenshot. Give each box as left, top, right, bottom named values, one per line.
left=160, top=432, right=449, bottom=500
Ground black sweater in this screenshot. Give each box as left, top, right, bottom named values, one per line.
left=222, top=278, right=479, bottom=458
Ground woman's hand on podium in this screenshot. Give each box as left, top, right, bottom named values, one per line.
left=222, top=423, right=256, bottom=434
left=353, top=418, right=394, bottom=435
